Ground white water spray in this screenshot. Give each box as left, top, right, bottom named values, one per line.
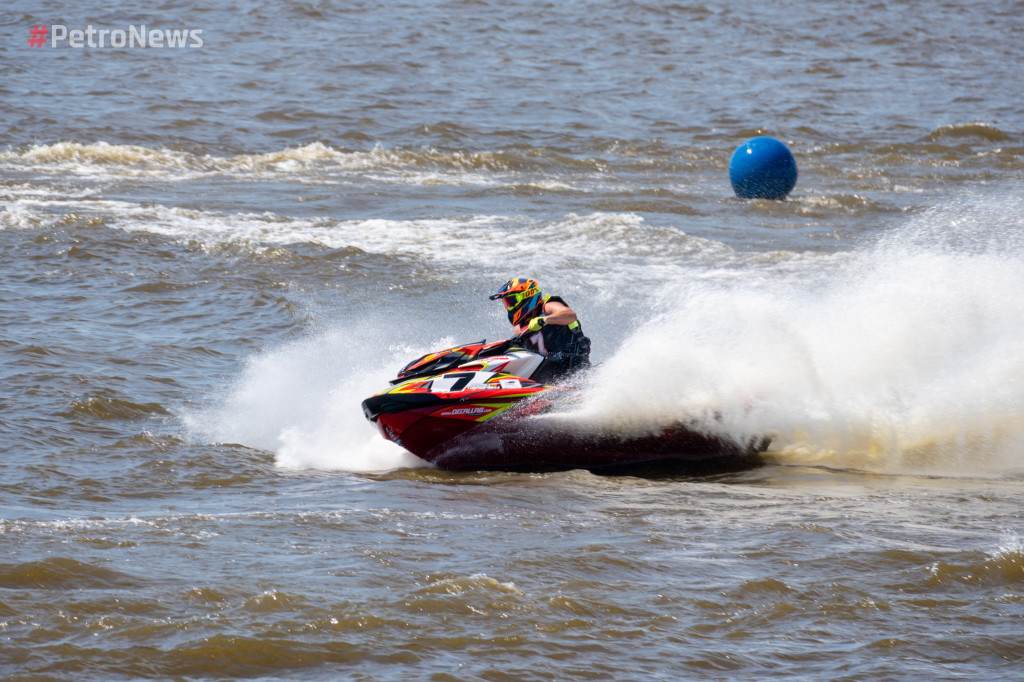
left=575, top=190, right=1024, bottom=475
left=191, top=325, right=428, bottom=472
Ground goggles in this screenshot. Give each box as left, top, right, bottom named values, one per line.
left=500, top=290, right=536, bottom=311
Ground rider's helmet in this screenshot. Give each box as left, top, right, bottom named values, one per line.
left=489, top=277, right=543, bottom=327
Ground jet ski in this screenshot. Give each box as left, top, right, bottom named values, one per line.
left=361, top=338, right=769, bottom=472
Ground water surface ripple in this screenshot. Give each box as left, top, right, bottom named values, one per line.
left=2, top=0, right=1023, bottom=679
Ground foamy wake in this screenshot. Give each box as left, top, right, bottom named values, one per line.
left=0, top=140, right=545, bottom=182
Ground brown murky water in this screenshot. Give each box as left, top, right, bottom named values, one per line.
left=2, top=0, right=1023, bottom=678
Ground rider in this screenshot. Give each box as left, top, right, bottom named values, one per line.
left=489, top=277, right=591, bottom=383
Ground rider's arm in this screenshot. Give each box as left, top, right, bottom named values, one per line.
left=540, top=300, right=577, bottom=326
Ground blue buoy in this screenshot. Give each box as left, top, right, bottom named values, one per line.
left=729, top=137, right=798, bottom=200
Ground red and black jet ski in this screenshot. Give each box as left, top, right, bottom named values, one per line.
left=361, top=338, right=770, bottom=472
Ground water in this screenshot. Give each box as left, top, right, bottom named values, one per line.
left=2, top=0, right=1023, bottom=678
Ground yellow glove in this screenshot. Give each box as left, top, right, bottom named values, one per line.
left=526, top=316, right=547, bottom=333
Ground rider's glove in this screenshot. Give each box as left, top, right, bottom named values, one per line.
left=527, top=316, right=547, bottom=333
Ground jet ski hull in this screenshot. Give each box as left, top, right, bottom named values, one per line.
left=416, top=415, right=766, bottom=472
left=362, top=340, right=770, bottom=473
left=366, top=383, right=767, bottom=473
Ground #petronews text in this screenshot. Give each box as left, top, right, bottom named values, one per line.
left=49, top=25, right=203, bottom=48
